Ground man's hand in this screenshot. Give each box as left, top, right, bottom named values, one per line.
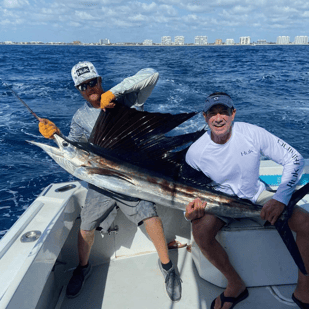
left=185, top=198, right=207, bottom=221
left=260, top=199, right=285, bottom=225
left=100, top=91, right=116, bottom=111
left=38, top=118, right=60, bottom=139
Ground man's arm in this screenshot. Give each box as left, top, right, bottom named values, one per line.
left=103, top=68, right=159, bottom=110
left=182, top=147, right=211, bottom=221
left=257, top=127, right=305, bottom=223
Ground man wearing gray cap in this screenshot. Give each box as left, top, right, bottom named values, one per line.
left=184, top=92, right=309, bottom=309
left=38, top=61, right=182, bottom=301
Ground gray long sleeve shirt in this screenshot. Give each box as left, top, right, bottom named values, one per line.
left=68, top=68, right=159, bottom=142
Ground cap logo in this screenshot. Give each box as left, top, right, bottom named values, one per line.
left=213, top=96, right=219, bottom=101
left=76, top=66, right=90, bottom=76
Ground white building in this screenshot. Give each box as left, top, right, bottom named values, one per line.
left=257, top=39, right=267, bottom=45
left=161, top=36, right=172, bottom=45
left=276, top=36, right=290, bottom=44
left=100, top=39, right=110, bottom=45
left=174, top=36, right=185, bottom=45
left=225, top=39, right=235, bottom=45
left=195, top=36, right=208, bottom=45
left=294, top=36, right=308, bottom=44
left=143, top=39, right=153, bottom=46
left=240, top=37, right=250, bottom=45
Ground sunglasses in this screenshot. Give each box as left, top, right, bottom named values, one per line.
left=77, top=78, right=98, bottom=91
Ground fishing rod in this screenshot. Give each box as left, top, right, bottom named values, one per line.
left=1, top=79, right=66, bottom=139
left=1, top=78, right=41, bottom=122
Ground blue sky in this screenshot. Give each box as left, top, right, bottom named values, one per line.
left=1, top=0, right=309, bottom=43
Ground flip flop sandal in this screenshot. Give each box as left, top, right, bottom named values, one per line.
left=211, top=288, right=249, bottom=309
left=292, top=294, right=309, bottom=309
left=167, top=240, right=187, bottom=250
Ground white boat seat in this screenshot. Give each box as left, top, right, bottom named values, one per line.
left=191, top=217, right=299, bottom=288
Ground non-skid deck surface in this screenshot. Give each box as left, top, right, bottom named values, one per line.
left=59, top=248, right=297, bottom=309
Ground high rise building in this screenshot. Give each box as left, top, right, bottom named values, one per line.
left=294, top=36, right=308, bottom=44
left=215, top=39, right=222, bottom=45
left=174, top=36, right=185, bottom=45
left=195, top=36, right=208, bottom=45
left=100, top=39, right=110, bottom=45
left=240, top=37, right=250, bottom=45
left=225, top=39, right=235, bottom=45
left=257, top=40, right=267, bottom=45
left=161, top=36, right=172, bottom=45
left=143, top=39, right=153, bottom=46
left=276, top=36, right=290, bottom=44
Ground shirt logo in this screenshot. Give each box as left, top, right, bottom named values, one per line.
left=76, top=66, right=90, bottom=76
left=241, top=149, right=253, bottom=156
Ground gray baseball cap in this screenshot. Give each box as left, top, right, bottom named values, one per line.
left=203, top=94, right=234, bottom=113
left=71, top=61, right=100, bottom=86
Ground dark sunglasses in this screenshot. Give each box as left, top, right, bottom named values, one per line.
left=77, top=78, right=98, bottom=91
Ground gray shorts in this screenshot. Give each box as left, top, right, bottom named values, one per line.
left=80, top=184, right=158, bottom=231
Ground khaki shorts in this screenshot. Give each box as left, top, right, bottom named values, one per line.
left=80, top=184, right=158, bottom=231
left=218, top=190, right=275, bottom=226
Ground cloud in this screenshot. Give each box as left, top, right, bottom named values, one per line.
left=1, top=0, right=309, bottom=43
left=3, top=0, right=29, bottom=8
left=128, top=13, right=147, bottom=22
left=75, top=11, right=95, bottom=20
left=141, top=2, right=157, bottom=11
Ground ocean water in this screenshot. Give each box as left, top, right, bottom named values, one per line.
left=1, top=45, right=309, bottom=238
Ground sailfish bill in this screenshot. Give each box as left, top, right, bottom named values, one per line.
left=28, top=104, right=309, bottom=275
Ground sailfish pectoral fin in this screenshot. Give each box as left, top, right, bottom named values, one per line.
left=84, top=167, right=134, bottom=184
left=274, top=182, right=309, bottom=275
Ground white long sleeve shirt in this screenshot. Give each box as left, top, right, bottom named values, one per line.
left=185, top=122, right=304, bottom=205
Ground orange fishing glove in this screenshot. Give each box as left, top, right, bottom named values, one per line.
left=39, top=119, right=60, bottom=139
left=100, top=91, right=116, bottom=109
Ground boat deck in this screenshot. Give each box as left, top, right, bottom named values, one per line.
left=1, top=160, right=308, bottom=309
left=56, top=247, right=297, bottom=309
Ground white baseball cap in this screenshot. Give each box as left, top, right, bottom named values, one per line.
left=71, top=61, right=100, bottom=86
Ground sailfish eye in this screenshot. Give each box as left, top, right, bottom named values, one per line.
left=62, top=142, right=69, bottom=147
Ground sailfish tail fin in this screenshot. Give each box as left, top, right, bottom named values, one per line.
left=275, top=182, right=309, bottom=276
left=288, top=182, right=309, bottom=212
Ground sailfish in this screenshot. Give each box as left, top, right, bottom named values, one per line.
left=28, top=104, right=309, bottom=275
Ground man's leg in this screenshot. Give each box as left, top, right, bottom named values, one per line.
left=66, top=185, right=116, bottom=298
left=288, top=206, right=309, bottom=305
left=66, top=229, right=94, bottom=298
left=79, top=229, right=95, bottom=266
left=143, top=216, right=182, bottom=302
left=192, top=214, right=246, bottom=309
left=143, top=216, right=169, bottom=264
left=117, top=197, right=182, bottom=302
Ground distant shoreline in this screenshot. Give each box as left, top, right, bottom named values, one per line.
left=1, top=43, right=309, bottom=47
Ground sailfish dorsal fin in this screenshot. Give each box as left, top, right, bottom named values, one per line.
left=88, top=104, right=205, bottom=177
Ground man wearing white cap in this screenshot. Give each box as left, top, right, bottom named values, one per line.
left=38, top=62, right=182, bottom=301
left=184, top=92, right=309, bottom=309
